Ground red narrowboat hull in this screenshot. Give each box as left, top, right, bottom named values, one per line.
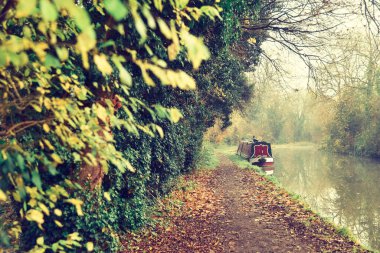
left=237, top=140, right=274, bottom=167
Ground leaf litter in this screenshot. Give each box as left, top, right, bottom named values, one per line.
left=123, top=155, right=371, bottom=253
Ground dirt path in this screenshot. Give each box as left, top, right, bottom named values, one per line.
left=212, top=157, right=314, bottom=252
left=124, top=155, right=369, bottom=253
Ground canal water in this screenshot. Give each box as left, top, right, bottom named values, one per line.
left=273, top=144, right=380, bottom=251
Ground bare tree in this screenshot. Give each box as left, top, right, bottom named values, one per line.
left=313, top=31, right=380, bottom=97
left=361, top=0, right=380, bottom=35
left=234, top=0, right=380, bottom=92
left=236, top=0, right=350, bottom=68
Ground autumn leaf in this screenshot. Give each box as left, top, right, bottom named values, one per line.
left=51, top=153, right=63, bottom=164
left=26, top=209, right=44, bottom=224
left=104, top=192, right=111, bottom=201
left=65, top=198, right=84, bottom=216
left=15, top=0, right=37, bottom=17
left=86, top=242, right=94, bottom=251
left=94, top=54, right=113, bottom=76
left=0, top=189, right=7, bottom=201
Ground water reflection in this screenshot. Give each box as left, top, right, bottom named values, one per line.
left=273, top=145, right=380, bottom=251
left=262, top=167, right=274, bottom=175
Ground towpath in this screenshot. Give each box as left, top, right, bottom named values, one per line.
left=124, top=155, right=369, bottom=253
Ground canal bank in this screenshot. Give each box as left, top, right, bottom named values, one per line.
left=124, top=150, right=371, bottom=252
left=226, top=151, right=372, bottom=252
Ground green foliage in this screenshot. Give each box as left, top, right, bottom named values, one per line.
left=195, top=142, right=219, bottom=169
left=0, top=0, right=261, bottom=251
left=326, top=88, right=380, bottom=158
left=0, top=0, right=223, bottom=251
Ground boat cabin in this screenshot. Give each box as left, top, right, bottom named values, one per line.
left=237, top=140, right=274, bottom=167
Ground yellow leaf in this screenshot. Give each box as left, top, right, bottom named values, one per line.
left=54, top=209, right=62, bottom=216
left=180, top=29, right=210, bottom=69
left=247, top=37, right=256, bottom=44
left=157, top=19, right=172, bottom=39
left=94, top=54, right=113, bottom=76
left=31, top=104, right=42, bottom=113
left=86, top=242, right=94, bottom=252
left=0, top=189, right=7, bottom=202
left=168, top=43, right=180, bottom=61
left=95, top=104, right=108, bottom=123
left=26, top=186, right=39, bottom=198
left=142, top=5, right=156, bottom=29
left=140, top=67, right=155, bottom=86
left=26, top=209, right=44, bottom=224
left=42, top=123, right=50, bottom=133
left=119, top=66, right=132, bottom=86
left=153, top=0, right=163, bottom=12
left=126, top=160, right=136, bottom=173
left=43, top=139, right=55, bottom=150
left=12, top=191, right=21, bottom=202
left=76, top=31, right=96, bottom=69
left=175, top=0, right=189, bottom=9
left=51, top=153, right=63, bottom=164
left=16, top=0, right=37, bottom=17
left=36, top=236, right=44, bottom=246
left=28, top=198, right=37, bottom=207
left=54, top=220, right=63, bottom=227
left=67, top=232, right=82, bottom=241
left=44, top=98, right=51, bottom=110
left=156, top=125, right=164, bottom=138
left=56, top=47, right=69, bottom=61
left=49, top=193, right=58, bottom=203
left=104, top=192, right=111, bottom=202
left=176, top=71, right=196, bottom=90
left=38, top=203, right=50, bottom=216
left=130, top=0, right=147, bottom=42
left=65, top=198, right=84, bottom=216
left=32, top=42, right=49, bottom=61
left=169, top=108, right=182, bottom=123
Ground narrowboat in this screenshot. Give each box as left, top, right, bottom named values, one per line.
left=236, top=140, right=274, bottom=167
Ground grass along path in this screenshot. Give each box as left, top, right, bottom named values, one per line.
left=123, top=153, right=370, bottom=252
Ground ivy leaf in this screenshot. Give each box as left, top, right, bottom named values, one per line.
left=104, top=0, right=128, bottom=21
